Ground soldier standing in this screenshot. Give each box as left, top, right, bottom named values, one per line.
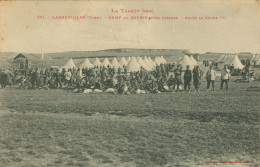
left=193, top=66, right=202, bottom=92
left=123, top=66, right=127, bottom=75
left=174, top=65, right=182, bottom=92
left=54, top=69, right=62, bottom=89
left=167, top=75, right=175, bottom=91
left=31, top=69, right=37, bottom=89
left=220, top=65, right=231, bottom=91
left=206, top=65, right=216, bottom=91
left=184, top=65, right=192, bottom=92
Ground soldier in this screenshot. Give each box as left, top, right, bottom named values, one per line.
left=184, top=65, right=192, bottom=92
left=174, top=65, right=182, bottom=91
left=220, top=65, right=231, bottom=91
left=167, top=75, right=175, bottom=91
left=156, top=65, right=162, bottom=79
left=35, top=69, right=41, bottom=88
left=193, top=66, right=202, bottom=92
left=130, top=80, right=140, bottom=93
left=0, top=70, right=13, bottom=88
left=206, top=65, right=216, bottom=91
left=64, top=69, right=72, bottom=86
left=31, top=69, right=38, bottom=89
left=158, top=77, right=168, bottom=92
left=94, top=78, right=103, bottom=91
left=140, top=67, right=146, bottom=81
left=54, top=69, right=62, bottom=89
left=123, top=66, right=127, bottom=75
left=147, top=79, right=158, bottom=93
left=118, top=67, right=122, bottom=76
left=118, top=80, right=128, bottom=94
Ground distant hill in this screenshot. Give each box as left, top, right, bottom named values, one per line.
left=0, top=49, right=256, bottom=69
left=45, top=48, right=190, bottom=59
left=0, top=48, right=190, bottom=68
left=200, top=52, right=254, bottom=60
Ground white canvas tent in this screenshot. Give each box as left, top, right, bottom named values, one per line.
left=220, top=55, right=227, bottom=62
left=221, top=55, right=229, bottom=62
left=144, top=56, right=155, bottom=69
left=189, top=55, right=198, bottom=65
left=251, top=54, right=260, bottom=64
left=102, top=58, right=112, bottom=67
left=126, top=57, right=141, bottom=72
left=148, top=57, right=156, bottom=67
left=225, top=55, right=235, bottom=64
left=61, top=58, right=77, bottom=71
left=111, top=57, right=122, bottom=69
left=251, top=54, right=256, bottom=62
left=228, top=55, right=244, bottom=69
left=215, top=55, right=225, bottom=62
left=177, top=55, right=195, bottom=69
left=119, top=57, right=128, bottom=66
left=126, top=57, right=131, bottom=63
left=79, top=58, right=94, bottom=69
left=93, top=57, right=103, bottom=67
left=137, top=57, right=151, bottom=71
left=154, top=57, right=161, bottom=65
left=254, top=55, right=260, bottom=65
left=160, top=56, right=167, bottom=64
left=157, top=56, right=164, bottom=64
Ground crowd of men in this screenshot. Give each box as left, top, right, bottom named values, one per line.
left=0, top=61, right=235, bottom=93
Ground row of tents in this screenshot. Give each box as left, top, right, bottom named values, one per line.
left=177, top=55, right=198, bottom=69
left=251, top=54, right=260, bottom=65
left=61, top=56, right=167, bottom=72
left=61, top=55, right=200, bottom=72
left=215, top=54, right=245, bottom=69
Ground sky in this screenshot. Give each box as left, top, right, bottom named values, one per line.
left=0, top=0, right=260, bottom=54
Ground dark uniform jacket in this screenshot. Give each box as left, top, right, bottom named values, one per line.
left=184, top=70, right=192, bottom=82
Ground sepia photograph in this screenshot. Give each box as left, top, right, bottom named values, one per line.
left=0, top=0, right=259, bottom=166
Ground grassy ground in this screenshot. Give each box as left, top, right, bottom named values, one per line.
left=0, top=77, right=259, bottom=167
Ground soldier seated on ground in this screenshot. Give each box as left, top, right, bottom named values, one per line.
left=93, top=78, right=103, bottom=91
left=118, top=82, right=129, bottom=95
left=104, top=77, right=116, bottom=93
left=167, top=75, right=175, bottom=91
left=146, top=79, right=159, bottom=94
left=47, top=77, right=57, bottom=89
left=158, top=77, right=169, bottom=92
left=129, top=80, right=140, bottom=94
left=0, top=71, right=13, bottom=88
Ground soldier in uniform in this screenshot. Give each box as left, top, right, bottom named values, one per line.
left=157, top=77, right=165, bottom=92
left=31, top=69, right=38, bottom=89
left=206, top=65, right=216, bottom=91
left=117, top=80, right=128, bottom=94
left=64, top=69, right=72, bottom=86
left=184, top=65, right=192, bottom=92
left=130, top=80, right=140, bottom=93
left=174, top=65, right=182, bottom=91
left=94, top=78, right=103, bottom=91
left=193, top=66, right=202, bottom=92
left=123, top=66, right=127, bottom=75
left=0, top=70, right=13, bottom=88
left=167, top=75, right=175, bottom=91
left=147, top=79, right=158, bottom=93
left=54, top=69, right=62, bottom=89
left=118, top=67, right=122, bottom=76
left=220, top=65, right=231, bottom=91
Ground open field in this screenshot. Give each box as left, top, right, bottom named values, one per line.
left=0, top=78, right=259, bottom=167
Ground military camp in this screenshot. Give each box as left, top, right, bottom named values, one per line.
left=0, top=48, right=259, bottom=166
left=0, top=0, right=259, bottom=166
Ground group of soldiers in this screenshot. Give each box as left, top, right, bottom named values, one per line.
left=0, top=61, right=233, bottom=93
left=0, top=64, right=174, bottom=94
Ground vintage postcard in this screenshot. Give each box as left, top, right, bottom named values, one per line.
left=0, top=0, right=259, bottom=166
